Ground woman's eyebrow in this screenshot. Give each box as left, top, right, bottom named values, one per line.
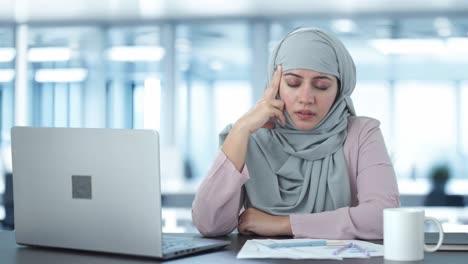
left=284, top=73, right=303, bottom=78
left=284, top=73, right=332, bottom=81
left=313, top=76, right=332, bottom=81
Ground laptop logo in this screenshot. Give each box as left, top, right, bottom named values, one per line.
left=72, top=175, right=92, bottom=199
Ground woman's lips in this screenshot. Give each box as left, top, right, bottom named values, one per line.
left=295, top=110, right=316, bottom=120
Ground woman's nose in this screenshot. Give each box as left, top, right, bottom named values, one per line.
left=298, top=86, right=315, bottom=105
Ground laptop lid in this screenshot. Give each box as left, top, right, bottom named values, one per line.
left=11, top=127, right=163, bottom=257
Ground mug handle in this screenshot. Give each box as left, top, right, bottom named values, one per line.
left=423, top=216, right=444, bottom=252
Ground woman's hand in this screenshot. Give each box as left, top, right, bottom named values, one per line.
left=235, top=65, right=286, bottom=134
left=237, top=207, right=292, bottom=236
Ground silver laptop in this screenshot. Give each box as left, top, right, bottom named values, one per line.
left=11, top=126, right=229, bottom=259
left=426, top=232, right=468, bottom=251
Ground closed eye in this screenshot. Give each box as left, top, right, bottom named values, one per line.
left=285, top=77, right=302, bottom=88
left=315, top=85, right=330, bottom=91
left=313, top=79, right=332, bottom=90
left=287, top=82, right=301, bottom=88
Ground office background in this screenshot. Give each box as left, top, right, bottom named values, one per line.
left=1, top=0, right=468, bottom=232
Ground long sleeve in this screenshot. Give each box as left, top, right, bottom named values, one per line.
left=289, top=117, right=400, bottom=239
left=191, top=150, right=249, bottom=237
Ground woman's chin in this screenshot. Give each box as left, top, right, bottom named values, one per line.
left=293, top=121, right=318, bottom=131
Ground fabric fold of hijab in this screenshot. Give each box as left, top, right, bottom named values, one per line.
left=220, top=27, right=357, bottom=215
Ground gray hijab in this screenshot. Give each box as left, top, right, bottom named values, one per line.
left=220, top=27, right=356, bottom=215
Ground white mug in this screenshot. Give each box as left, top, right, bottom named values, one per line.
left=384, top=208, right=444, bottom=261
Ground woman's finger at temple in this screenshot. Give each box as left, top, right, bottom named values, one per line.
left=264, top=65, right=282, bottom=100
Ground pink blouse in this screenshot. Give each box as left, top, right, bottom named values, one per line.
left=191, top=116, right=400, bottom=239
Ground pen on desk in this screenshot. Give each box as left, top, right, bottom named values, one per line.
left=351, top=243, right=370, bottom=257
left=332, top=243, right=352, bottom=255
left=266, top=240, right=326, bottom=248
left=332, top=243, right=370, bottom=257
left=266, top=240, right=346, bottom=249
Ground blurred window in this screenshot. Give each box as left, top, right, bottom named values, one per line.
left=393, top=81, right=457, bottom=179
left=175, top=22, right=252, bottom=181
left=0, top=26, right=14, bottom=223
left=0, top=27, right=15, bottom=143
left=462, top=82, right=468, bottom=156
left=352, top=82, right=391, bottom=142
left=0, top=17, right=468, bottom=201
left=107, top=26, right=163, bottom=130
left=28, top=26, right=96, bottom=128
left=133, top=77, right=161, bottom=130
left=214, top=81, right=252, bottom=135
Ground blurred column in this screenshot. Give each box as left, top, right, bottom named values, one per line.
left=108, top=30, right=131, bottom=129
left=388, top=79, right=396, bottom=147
left=83, top=27, right=106, bottom=128
left=39, top=84, right=54, bottom=127
left=54, top=83, right=68, bottom=127
left=250, top=20, right=269, bottom=104
left=14, top=24, right=30, bottom=126
left=455, top=80, right=462, bottom=155
left=1, top=83, right=14, bottom=140
left=161, top=24, right=176, bottom=145
left=183, top=68, right=193, bottom=179
left=387, top=21, right=399, bottom=151
left=69, top=83, right=83, bottom=127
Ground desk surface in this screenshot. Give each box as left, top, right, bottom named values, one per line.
left=1, top=231, right=467, bottom=264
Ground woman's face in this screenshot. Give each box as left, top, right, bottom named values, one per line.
left=279, top=68, right=339, bottom=131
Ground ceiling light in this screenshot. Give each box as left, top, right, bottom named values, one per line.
left=332, top=19, right=356, bottom=33
left=371, top=38, right=468, bottom=55
left=107, top=46, right=165, bottom=61
left=369, top=39, right=446, bottom=55
left=28, top=47, right=72, bottom=62
left=35, top=68, right=87, bottom=83
left=0, top=69, right=15, bottom=83
left=0, top=48, right=16, bottom=62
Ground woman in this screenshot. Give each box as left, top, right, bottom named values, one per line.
left=192, top=27, right=400, bottom=239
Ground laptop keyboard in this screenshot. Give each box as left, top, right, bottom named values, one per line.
left=162, top=236, right=201, bottom=254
